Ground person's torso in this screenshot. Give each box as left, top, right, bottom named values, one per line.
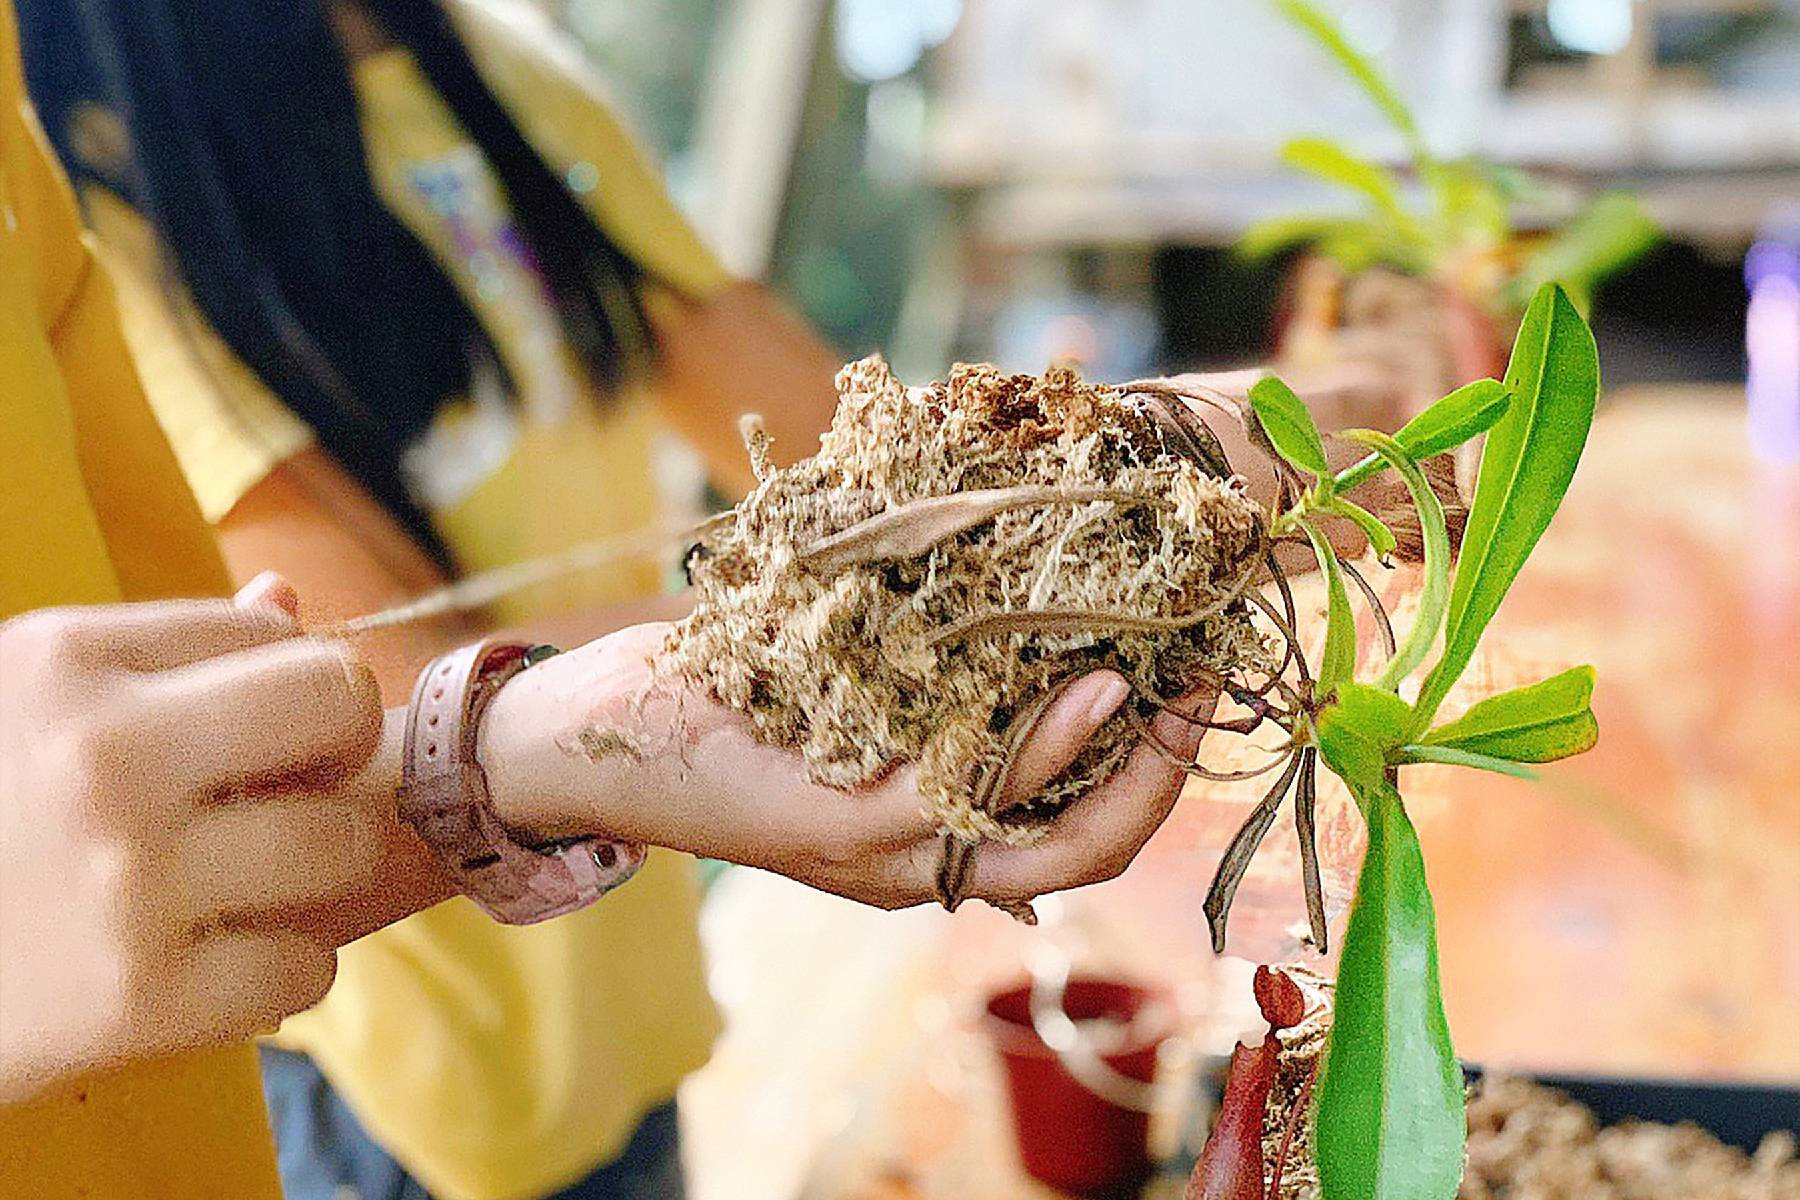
left=0, top=5, right=283, bottom=1195
left=60, top=20, right=724, bottom=1197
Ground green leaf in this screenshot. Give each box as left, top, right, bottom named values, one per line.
left=1342, top=431, right=1449, bottom=692
left=1282, top=137, right=1409, bottom=221
left=1304, top=521, right=1358, bottom=695
left=1414, top=284, right=1598, bottom=728
left=1422, top=665, right=1598, bottom=762
left=1325, top=496, right=1398, bottom=561
left=1277, top=0, right=1431, bottom=167
left=1316, top=780, right=1465, bottom=1200
left=1424, top=158, right=1510, bottom=247
left=1317, top=706, right=1387, bottom=794
left=1334, top=379, right=1512, bottom=493
left=1238, top=214, right=1369, bottom=261
left=1251, top=376, right=1332, bottom=478
left=1393, top=743, right=1539, bottom=779
left=1320, top=683, right=1413, bottom=788
left=1507, top=193, right=1660, bottom=312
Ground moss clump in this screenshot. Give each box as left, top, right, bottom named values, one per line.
left=666, top=355, right=1271, bottom=844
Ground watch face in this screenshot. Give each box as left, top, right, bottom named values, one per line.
left=523, top=643, right=563, bottom=668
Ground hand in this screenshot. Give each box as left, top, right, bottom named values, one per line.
left=0, top=576, right=384, bottom=1101
left=478, top=623, right=1216, bottom=911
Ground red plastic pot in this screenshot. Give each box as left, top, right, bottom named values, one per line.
left=984, top=976, right=1173, bottom=1199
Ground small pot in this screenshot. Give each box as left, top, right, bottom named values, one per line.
left=984, top=976, right=1173, bottom=1199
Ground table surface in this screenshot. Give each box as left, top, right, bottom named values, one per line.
left=680, top=387, right=1800, bottom=1200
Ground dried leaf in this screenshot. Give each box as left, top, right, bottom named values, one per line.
left=1127, top=389, right=1233, bottom=478
left=797, top=486, right=1164, bottom=572
left=1203, top=752, right=1305, bottom=953
left=1294, top=748, right=1329, bottom=952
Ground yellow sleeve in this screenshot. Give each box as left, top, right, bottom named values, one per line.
left=78, top=187, right=312, bottom=524
left=0, top=11, right=281, bottom=1194
left=444, top=0, right=734, bottom=301
left=50, top=232, right=236, bottom=599
left=0, top=36, right=235, bottom=597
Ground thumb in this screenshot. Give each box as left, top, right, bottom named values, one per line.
left=999, top=671, right=1131, bottom=807
left=233, top=571, right=301, bottom=620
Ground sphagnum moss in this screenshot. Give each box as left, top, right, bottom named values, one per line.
left=665, top=355, right=1272, bottom=853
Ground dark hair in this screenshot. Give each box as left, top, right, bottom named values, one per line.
left=20, top=0, right=653, bottom=566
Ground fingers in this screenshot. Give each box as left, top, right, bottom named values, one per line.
left=177, top=932, right=338, bottom=1044
left=966, top=698, right=1214, bottom=901
left=176, top=793, right=383, bottom=926
left=48, top=600, right=299, bottom=673
left=141, top=637, right=382, bottom=796
left=1000, top=671, right=1130, bottom=807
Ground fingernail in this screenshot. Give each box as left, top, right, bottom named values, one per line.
left=1083, top=674, right=1131, bottom=726
left=233, top=572, right=270, bottom=604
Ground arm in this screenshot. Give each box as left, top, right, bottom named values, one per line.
left=0, top=593, right=1209, bottom=1101
left=651, top=283, right=845, bottom=496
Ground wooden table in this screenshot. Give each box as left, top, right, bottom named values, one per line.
left=679, top=387, right=1800, bottom=1200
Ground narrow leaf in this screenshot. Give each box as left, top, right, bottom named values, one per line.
left=1335, top=379, right=1512, bottom=493
left=1507, top=193, right=1659, bottom=312
left=1203, top=752, right=1306, bottom=953
left=1423, top=665, right=1598, bottom=763
left=1281, top=137, right=1408, bottom=221
left=1343, top=431, right=1449, bottom=691
left=1304, top=522, right=1357, bottom=694
left=1251, top=376, right=1332, bottom=478
left=1415, top=284, right=1598, bottom=727
left=1293, top=749, right=1329, bottom=951
left=1325, top=496, right=1398, bottom=562
left=1316, top=781, right=1465, bottom=1200
left=1276, top=0, right=1432, bottom=167
left=1393, top=743, right=1538, bottom=779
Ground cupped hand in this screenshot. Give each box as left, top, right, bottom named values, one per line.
left=0, top=577, right=383, bottom=1101
left=479, top=622, right=1217, bottom=911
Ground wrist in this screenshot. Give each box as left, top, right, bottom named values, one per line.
left=475, top=633, right=668, bottom=845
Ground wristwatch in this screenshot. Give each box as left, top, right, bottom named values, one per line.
left=398, top=638, right=645, bottom=924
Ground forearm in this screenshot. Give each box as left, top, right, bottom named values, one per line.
left=323, top=628, right=678, bottom=947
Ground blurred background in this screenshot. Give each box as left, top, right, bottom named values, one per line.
left=564, top=0, right=1798, bottom=385
left=538, top=2, right=1800, bottom=1196
left=29, top=0, right=1798, bottom=1195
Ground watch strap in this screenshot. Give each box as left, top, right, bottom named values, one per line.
left=398, top=639, right=644, bottom=924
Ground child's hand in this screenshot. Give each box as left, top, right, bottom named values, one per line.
left=0, top=584, right=383, bottom=1100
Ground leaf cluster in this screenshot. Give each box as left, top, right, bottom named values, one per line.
left=1240, top=283, right=1601, bottom=1198
left=1241, top=0, right=1659, bottom=313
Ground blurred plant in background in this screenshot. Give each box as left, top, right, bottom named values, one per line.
left=1244, top=0, right=1660, bottom=320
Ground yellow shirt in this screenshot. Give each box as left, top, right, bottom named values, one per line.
left=0, top=4, right=283, bottom=1195
left=79, top=5, right=726, bottom=1197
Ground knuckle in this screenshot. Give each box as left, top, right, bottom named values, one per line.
left=55, top=724, right=132, bottom=814
left=4, top=609, right=89, bottom=676
left=308, top=642, right=382, bottom=739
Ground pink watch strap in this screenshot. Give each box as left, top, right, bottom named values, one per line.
left=398, top=639, right=644, bottom=925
